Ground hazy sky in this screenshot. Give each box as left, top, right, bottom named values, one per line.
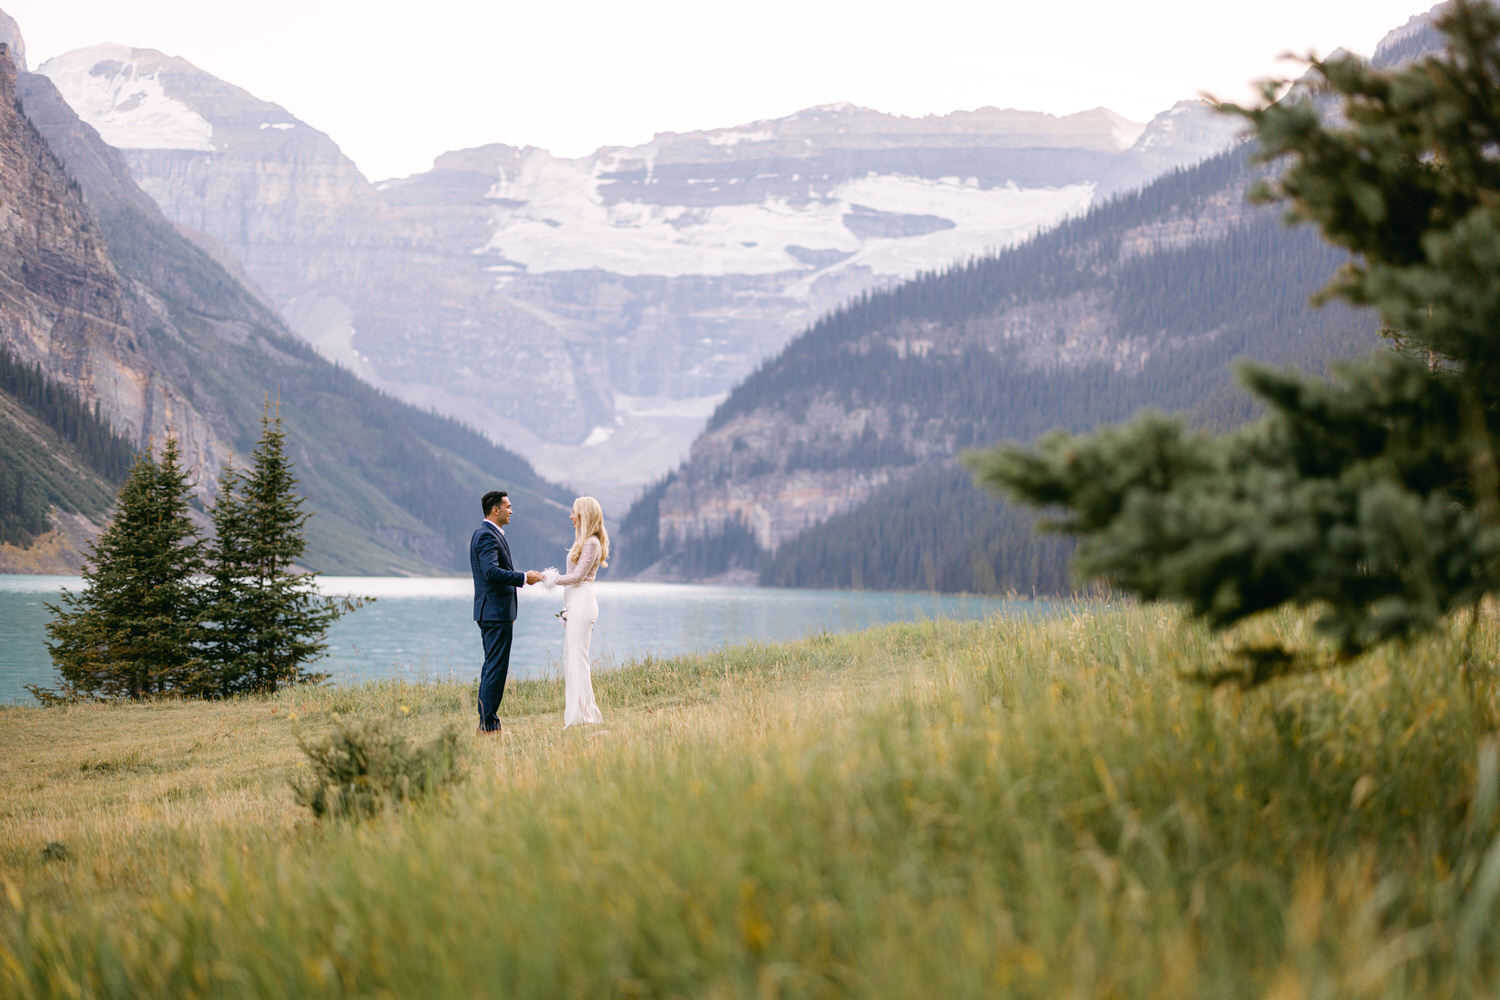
left=3, top=0, right=1435, bottom=182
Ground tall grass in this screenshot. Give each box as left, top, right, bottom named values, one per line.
left=1, top=605, right=1497, bottom=997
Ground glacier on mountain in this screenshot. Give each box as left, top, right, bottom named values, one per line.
left=38, top=45, right=214, bottom=152
left=480, top=152, right=1095, bottom=282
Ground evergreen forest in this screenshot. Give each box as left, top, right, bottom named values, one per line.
left=0, top=345, right=135, bottom=546
left=618, top=142, right=1385, bottom=592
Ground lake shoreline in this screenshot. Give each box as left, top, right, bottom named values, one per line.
left=2, top=576, right=1062, bottom=706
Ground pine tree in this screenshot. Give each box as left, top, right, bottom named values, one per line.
left=199, top=460, right=257, bottom=694
left=969, top=1, right=1500, bottom=676
left=201, top=405, right=350, bottom=694
left=40, top=437, right=206, bottom=700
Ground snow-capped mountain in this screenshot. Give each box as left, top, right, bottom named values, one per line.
left=463, top=101, right=1238, bottom=291
left=39, top=44, right=215, bottom=150
left=38, top=47, right=1240, bottom=508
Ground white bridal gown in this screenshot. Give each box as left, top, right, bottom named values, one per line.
left=546, top=536, right=605, bottom=727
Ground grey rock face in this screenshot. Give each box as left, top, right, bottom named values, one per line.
left=0, top=48, right=229, bottom=495
left=1131, top=101, right=1246, bottom=158
left=41, top=47, right=593, bottom=453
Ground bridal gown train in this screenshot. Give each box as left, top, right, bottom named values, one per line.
left=552, top=536, right=604, bottom=727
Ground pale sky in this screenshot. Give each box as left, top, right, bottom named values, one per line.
left=2, top=0, right=1435, bottom=182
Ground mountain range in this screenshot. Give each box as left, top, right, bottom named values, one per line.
left=611, top=6, right=1443, bottom=590
left=32, top=44, right=1241, bottom=510
left=0, top=2, right=1442, bottom=587
left=0, top=14, right=574, bottom=575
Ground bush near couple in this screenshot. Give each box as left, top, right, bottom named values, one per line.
left=469, top=489, right=609, bottom=734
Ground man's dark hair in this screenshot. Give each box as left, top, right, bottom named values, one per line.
left=481, top=490, right=508, bottom=517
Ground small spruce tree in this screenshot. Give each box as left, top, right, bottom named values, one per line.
left=201, top=405, right=350, bottom=694
left=199, top=460, right=256, bottom=695
left=41, top=437, right=206, bottom=700
left=968, top=0, right=1500, bottom=679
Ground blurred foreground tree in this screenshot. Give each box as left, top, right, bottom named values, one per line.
left=970, top=1, right=1500, bottom=678
left=40, top=438, right=206, bottom=700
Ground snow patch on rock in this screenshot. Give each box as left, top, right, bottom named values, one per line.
left=707, top=129, right=775, bottom=147
left=582, top=425, right=615, bottom=446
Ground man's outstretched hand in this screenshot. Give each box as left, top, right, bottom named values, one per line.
left=524, top=570, right=544, bottom=586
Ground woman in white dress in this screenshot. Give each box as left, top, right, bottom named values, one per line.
left=543, top=496, right=608, bottom=727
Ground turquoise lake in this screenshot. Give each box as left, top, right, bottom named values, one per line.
left=0, top=576, right=1061, bottom=705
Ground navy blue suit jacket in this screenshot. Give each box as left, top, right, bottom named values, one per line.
left=470, top=521, right=525, bottom=622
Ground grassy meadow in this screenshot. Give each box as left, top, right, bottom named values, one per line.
left=1, top=604, right=1498, bottom=998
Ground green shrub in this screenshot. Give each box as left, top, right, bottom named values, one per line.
left=291, top=715, right=466, bottom=820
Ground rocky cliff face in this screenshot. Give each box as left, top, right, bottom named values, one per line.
left=38, top=45, right=590, bottom=462
left=38, top=47, right=1241, bottom=508
left=0, top=44, right=125, bottom=365
left=0, top=44, right=230, bottom=484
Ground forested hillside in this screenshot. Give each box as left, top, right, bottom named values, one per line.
left=0, top=347, right=133, bottom=545
left=616, top=142, right=1381, bottom=592
left=618, top=10, right=1453, bottom=595
left=740, top=14, right=1451, bottom=595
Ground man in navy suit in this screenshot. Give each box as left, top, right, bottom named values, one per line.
left=470, top=490, right=542, bottom=734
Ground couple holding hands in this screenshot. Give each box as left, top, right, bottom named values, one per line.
left=469, top=489, right=609, bottom=734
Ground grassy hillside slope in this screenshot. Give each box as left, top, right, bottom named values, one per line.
left=2, top=607, right=1497, bottom=997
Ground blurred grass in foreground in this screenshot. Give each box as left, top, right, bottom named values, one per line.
left=1, top=604, right=1498, bottom=998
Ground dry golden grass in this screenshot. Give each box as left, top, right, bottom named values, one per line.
left=0, top=622, right=924, bottom=912
left=2, top=608, right=1498, bottom=999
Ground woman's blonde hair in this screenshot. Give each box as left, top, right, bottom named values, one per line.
left=569, top=496, right=609, bottom=568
